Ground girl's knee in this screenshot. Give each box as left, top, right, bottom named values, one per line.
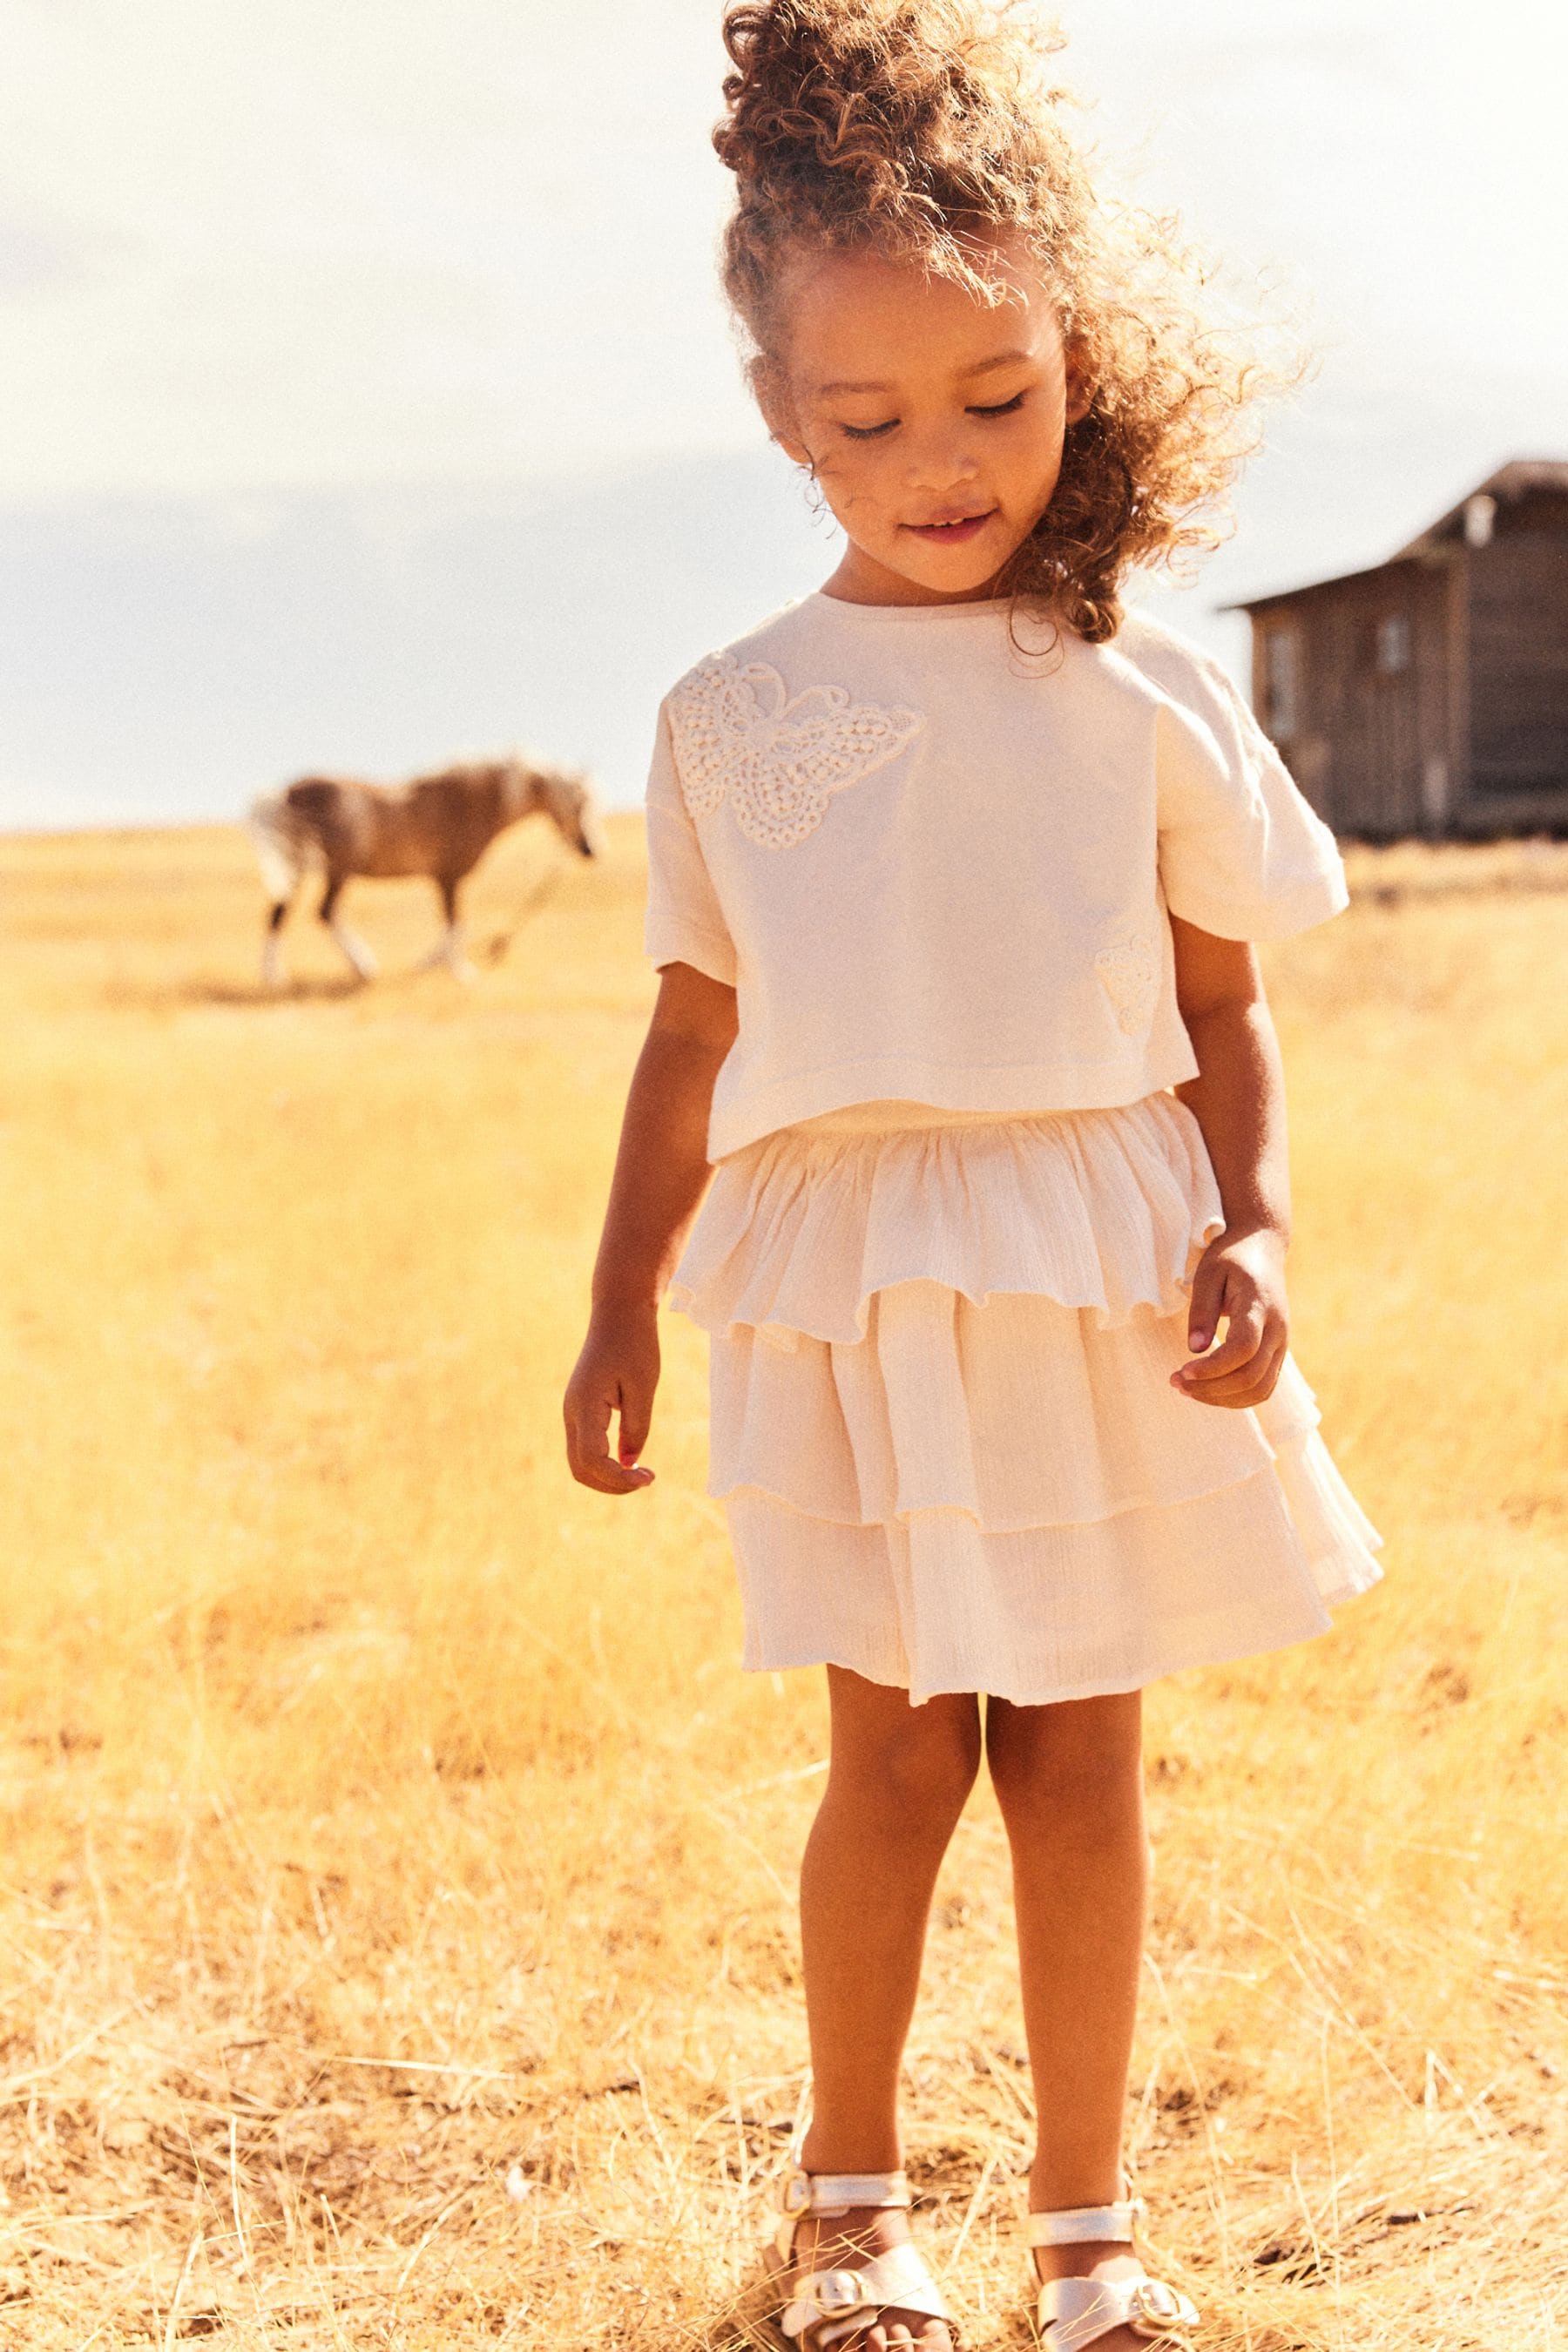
left=876, top=1720, right=981, bottom=1828
left=829, top=1683, right=982, bottom=1826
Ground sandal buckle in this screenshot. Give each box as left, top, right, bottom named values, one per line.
left=782, top=2170, right=812, bottom=2216
left=1128, top=2276, right=1189, bottom=2335
left=815, top=2269, right=868, bottom=2315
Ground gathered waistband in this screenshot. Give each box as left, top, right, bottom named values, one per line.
left=783, top=1097, right=1136, bottom=1140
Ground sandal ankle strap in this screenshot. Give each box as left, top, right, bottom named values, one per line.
left=1028, top=2199, right=1141, bottom=2247
left=782, top=2167, right=910, bottom=2218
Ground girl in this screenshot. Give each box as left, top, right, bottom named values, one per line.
left=564, top=4, right=1381, bottom=2344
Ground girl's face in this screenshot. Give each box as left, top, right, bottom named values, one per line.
left=767, top=234, right=1089, bottom=606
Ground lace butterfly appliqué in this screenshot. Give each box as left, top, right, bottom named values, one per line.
left=1095, top=923, right=1164, bottom=1037
left=668, top=651, right=923, bottom=851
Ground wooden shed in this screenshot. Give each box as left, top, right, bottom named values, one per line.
left=1233, top=459, right=1568, bottom=838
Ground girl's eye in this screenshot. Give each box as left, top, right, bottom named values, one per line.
left=836, top=391, right=1024, bottom=440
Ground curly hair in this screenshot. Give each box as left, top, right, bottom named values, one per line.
left=714, top=0, right=1275, bottom=641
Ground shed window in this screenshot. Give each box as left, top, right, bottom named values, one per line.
left=1262, top=625, right=1301, bottom=740
left=1375, top=612, right=1411, bottom=674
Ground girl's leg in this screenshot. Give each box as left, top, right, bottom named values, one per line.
left=985, top=1691, right=1150, bottom=2343
left=794, top=1665, right=980, bottom=2351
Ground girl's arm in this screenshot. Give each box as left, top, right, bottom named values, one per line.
left=1169, top=917, right=1291, bottom=1409
left=564, top=960, right=738, bottom=1493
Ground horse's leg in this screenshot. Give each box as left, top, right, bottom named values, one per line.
left=320, top=874, right=378, bottom=981
left=421, top=875, right=476, bottom=980
left=261, top=895, right=291, bottom=989
left=249, top=793, right=302, bottom=986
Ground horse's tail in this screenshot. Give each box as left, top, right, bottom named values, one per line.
left=247, top=788, right=315, bottom=903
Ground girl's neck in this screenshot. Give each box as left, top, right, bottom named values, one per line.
left=818, top=543, right=1010, bottom=609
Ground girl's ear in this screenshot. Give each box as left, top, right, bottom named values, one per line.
left=1063, top=339, right=1095, bottom=428
left=753, top=355, right=813, bottom=470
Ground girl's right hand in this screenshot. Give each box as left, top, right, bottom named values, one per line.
left=563, top=1305, right=661, bottom=1494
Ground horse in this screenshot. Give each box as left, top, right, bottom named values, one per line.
left=248, top=755, right=599, bottom=985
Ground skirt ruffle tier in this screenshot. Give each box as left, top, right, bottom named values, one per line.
left=670, top=1095, right=1382, bottom=1707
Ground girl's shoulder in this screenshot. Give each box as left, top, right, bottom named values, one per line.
left=1105, top=608, right=1263, bottom=748
left=661, top=598, right=824, bottom=709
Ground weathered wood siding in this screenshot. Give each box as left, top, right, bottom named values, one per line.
left=1464, top=489, right=1568, bottom=824
left=1251, top=562, right=1452, bottom=837
left=1243, top=473, right=1568, bottom=838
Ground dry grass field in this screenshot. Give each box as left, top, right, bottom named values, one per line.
left=0, top=818, right=1564, bottom=2349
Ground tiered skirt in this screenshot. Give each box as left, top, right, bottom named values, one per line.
left=669, top=1094, right=1381, bottom=1707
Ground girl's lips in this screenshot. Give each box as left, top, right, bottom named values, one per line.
left=902, top=510, right=996, bottom=545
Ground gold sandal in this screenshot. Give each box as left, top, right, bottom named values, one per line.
left=1030, top=2196, right=1198, bottom=2349
left=764, top=2167, right=955, bottom=2349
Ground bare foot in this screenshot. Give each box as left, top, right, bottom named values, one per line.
left=785, top=2205, right=953, bottom=2352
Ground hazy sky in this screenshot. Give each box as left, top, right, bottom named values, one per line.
left=9, top=0, right=1566, bottom=503
left=4, top=0, right=1566, bottom=824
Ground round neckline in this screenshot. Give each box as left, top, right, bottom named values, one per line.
left=803, top=589, right=1012, bottom=623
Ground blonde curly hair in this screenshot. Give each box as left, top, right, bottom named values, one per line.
left=714, top=0, right=1274, bottom=642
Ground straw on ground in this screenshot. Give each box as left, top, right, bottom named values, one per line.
left=0, top=821, right=1563, bottom=2348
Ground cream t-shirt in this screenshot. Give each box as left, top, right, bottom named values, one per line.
left=644, top=594, right=1347, bottom=1161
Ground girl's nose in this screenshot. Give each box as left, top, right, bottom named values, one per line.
left=903, top=429, right=979, bottom=494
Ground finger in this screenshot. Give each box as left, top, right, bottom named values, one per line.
left=1178, top=1370, right=1271, bottom=1410
left=1174, top=1332, right=1261, bottom=1389
left=563, top=1383, right=612, bottom=1477
left=1241, top=1330, right=1288, bottom=1402
left=571, top=1445, right=655, bottom=1494
left=1175, top=1300, right=1266, bottom=1385
left=617, top=1381, right=654, bottom=1466
left=1178, top=1330, right=1288, bottom=1409
left=564, top=1396, right=654, bottom=1493
left=1186, top=1255, right=1228, bottom=1356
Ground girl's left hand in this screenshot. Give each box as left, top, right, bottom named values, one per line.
left=1172, top=1227, right=1289, bottom=1409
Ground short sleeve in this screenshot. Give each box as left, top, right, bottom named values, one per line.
left=1155, top=672, right=1348, bottom=943
left=642, top=701, right=739, bottom=985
